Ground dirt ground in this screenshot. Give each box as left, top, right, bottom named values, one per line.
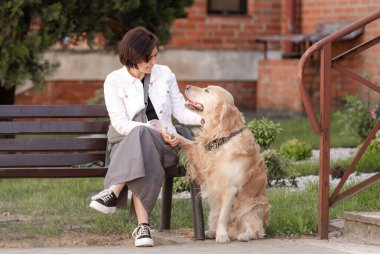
left=0, top=228, right=194, bottom=248
left=0, top=232, right=133, bottom=248
left=0, top=207, right=195, bottom=248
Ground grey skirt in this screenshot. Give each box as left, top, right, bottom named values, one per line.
left=104, top=125, right=190, bottom=216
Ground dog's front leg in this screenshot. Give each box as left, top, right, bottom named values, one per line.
left=177, top=135, right=194, bottom=149
left=216, top=187, right=238, bottom=243
left=205, top=202, right=220, bottom=239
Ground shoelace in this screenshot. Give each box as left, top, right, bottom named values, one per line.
left=92, top=189, right=112, bottom=200
left=132, top=224, right=151, bottom=238
left=100, top=192, right=114, bottom=203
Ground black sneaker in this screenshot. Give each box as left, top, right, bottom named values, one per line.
left=132, top=223, right=154, bottom=247
left=89, top=189, right=117, bottom=214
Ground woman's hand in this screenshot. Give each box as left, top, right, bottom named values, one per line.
left=159, top=129, right=180, bottom=147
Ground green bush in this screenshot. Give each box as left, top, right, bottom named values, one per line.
left=279, top=139, right=312, bottom=161
left=173, top=177, right=190, bottom=193
left=367, top=130, right=380, bottom=153
left=246, top=117, right=283, bottom=150
left=263, top=149, right=295, bottom=187
left=336, top=95, right=379, bottom=140
left=178, top=151, right=187, bottom=167
left=356, top=130, right=380, bottom=173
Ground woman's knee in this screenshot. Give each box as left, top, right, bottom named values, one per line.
left=130, top=125, right=152, bottom=135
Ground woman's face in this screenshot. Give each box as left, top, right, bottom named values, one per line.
left=136, top=47, right=158, bottom=74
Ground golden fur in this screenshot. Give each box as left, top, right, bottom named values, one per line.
left=179, top=85, right=270, bottom=242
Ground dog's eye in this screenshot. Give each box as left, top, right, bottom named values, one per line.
left=205, top=89, right=210, bottom=93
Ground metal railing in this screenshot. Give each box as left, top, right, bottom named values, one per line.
left=297, top=10, right=380, bottom=239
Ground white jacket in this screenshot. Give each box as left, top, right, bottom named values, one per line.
left=104, top=64, right=201, bottom=136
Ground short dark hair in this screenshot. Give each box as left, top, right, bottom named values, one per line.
left=119, top=26, right=159, bottom=68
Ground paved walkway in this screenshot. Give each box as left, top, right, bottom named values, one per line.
left=2, top=234, right=380, bottom=254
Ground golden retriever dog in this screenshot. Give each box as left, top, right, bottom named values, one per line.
left=179, top=85, right=270, bottom=243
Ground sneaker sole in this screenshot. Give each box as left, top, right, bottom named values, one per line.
left=89, top=201, right=116, bottom=214
left=135, top=238, right=154, bottom=247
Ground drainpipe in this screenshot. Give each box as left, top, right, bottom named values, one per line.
left=282, top=0, right=297, bottom=57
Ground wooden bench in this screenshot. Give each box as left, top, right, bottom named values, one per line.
left=0, top=104, right=205, bottom=240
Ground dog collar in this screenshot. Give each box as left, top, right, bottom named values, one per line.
left=205, top=128, right=245, bottom=152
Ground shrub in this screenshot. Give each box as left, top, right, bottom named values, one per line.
left=356, top=130, right=380, bottom=173
left=279, top=139, right=312, bottom=161
left=356, top=130, right=380, bottom=156
left=336, top=95, right=379, bottom=140
left=367, top=130, right=380, bottom=153
left=174, top=153, right=190, bottom=192
left=263, top=149, right=295, bottom=187
left=246, top=118, right=283, bottom=150
left=178, top=151, right=186, bottom=167
left=173, top=177, right=190, bottom=193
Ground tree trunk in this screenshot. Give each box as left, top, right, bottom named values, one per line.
left=0, top=86, right=16, bottom=105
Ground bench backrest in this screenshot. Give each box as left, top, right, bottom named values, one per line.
left=0, top=105, right=109, bottom=178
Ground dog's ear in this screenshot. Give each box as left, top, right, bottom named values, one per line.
left=219, top=104, right=244, bottom=132
left=203, top=100, right=226, bottom=130
left=207, top=101, right=225, bottom=128
left=220, top=104, right=231, bottom=129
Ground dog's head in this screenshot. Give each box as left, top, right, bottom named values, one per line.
left=185, top=85, right=244, bottom=133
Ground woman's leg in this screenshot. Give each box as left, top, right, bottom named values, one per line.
left=131, top=193, right=153, bottom=247
left=89, top=185, right=120, bottom=214
left=109, top=183, right=126, bottom=197
left=132, top=194, right=148, bottom=224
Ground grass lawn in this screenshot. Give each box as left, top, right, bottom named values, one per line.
left=1, top=178, right=379, bottom=243
left=270, top=113, right=362, bottom=150
left=287, top=152, right=380, bottom=177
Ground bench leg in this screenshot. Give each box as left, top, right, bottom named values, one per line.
left=160, top=176, right=173, bottom=230
left=190, top=181, right=205, bottom=240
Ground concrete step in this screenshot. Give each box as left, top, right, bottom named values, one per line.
left=342, top=211, right=380, bottom=245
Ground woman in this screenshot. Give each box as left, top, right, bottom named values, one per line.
left=89, top=26, right=201, bottom=247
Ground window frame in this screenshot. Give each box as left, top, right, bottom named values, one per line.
left=207, top=0, right=248, bottom=15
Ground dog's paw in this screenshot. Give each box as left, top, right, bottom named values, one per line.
left=205, top=230, right=216, bottom=239
left=178, top=136, right=193, bottom=146
left=237, top=232, right=256, bottom=242
left=257, top=228, right=266, bottom=239
left=215, top=231, right=230, bottom=243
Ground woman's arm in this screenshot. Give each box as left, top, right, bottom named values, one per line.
left=167, top=71, right=202, bottom=126
left=104, top=80, right=149, bottom=135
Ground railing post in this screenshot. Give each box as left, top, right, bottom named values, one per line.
left=297, top=10, right=380, bottom=241
left=318, top=43, right=331, bottom=239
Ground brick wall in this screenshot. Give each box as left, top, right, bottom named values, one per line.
left=15, top=81, right=103, bottom=105
left=257, top=59, right=302, bottom=112
left=257, top=57, right=363, bottom=113
left=15, top=0, right=380, bottom=112
left=15, top=0, right=271, bottom=109
left=16, top=80, right=257, bottom=110
left=256, top=1, right=380, bottom=114
left=167, top=0, right=281, bottom=50
left=178, top=81, right=257, bottom=110
left=301, top=0, right=380, bottom=103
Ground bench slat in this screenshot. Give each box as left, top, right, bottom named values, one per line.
left=0, top=167, right=107, bottom=178
left=0, top=121, right=109, bottom=134
left=0, top=154, right=105, bottom=167
left=0, top=166, right=185, bottom=178
left=0, top=105, right=108, bottom=118
left=0, top=138, right=107, bottom=151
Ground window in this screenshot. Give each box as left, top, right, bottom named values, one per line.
left=207, top=0, right=247, bottom=15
